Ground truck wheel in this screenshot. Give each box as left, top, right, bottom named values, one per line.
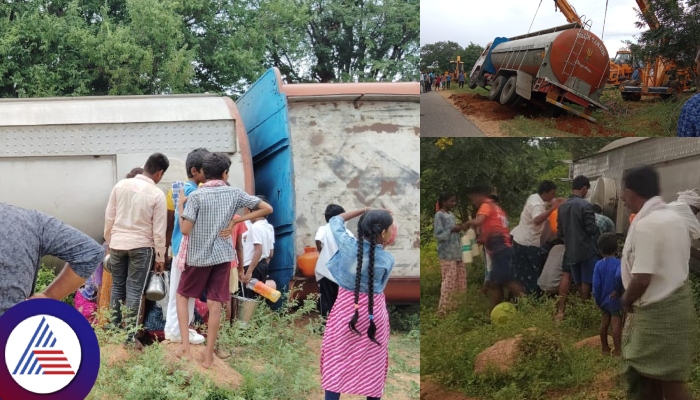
left=500, top=76, right=519, bottom=105
left=488, top=76, right=507, bottom=101
left=468, top=71, right=479, bottom=89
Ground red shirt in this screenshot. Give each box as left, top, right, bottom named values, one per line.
left=231, top=214, right=248, bottom=268
left=477, top=200, right=511, bottom=252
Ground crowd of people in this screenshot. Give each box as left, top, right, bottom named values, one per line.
left=434, top=166, right=700, bottom=400
left=0, top=147, right=399, bottom=399
left=420, top=70, right=466, bottom=93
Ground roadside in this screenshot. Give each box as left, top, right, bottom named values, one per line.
left=435, top=89, right=506, bottom=137
left=437, top=85, right=692, bottom=137
left=420, top=90, right=486, bottom=137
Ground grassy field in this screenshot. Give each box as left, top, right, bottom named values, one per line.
left=443, top=84, right=694, bottom=137
left=79, top=287, right=419, bottom=399
left=420, top=241, right=700, bottom=400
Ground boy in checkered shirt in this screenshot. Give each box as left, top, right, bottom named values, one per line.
left=176, top=152, right=272, bottom=368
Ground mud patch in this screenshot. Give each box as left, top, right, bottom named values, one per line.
left=447, top=93, right=636, bottom=137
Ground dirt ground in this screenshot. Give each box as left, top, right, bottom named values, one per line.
left=440, top=90, right=637, bottom=137
left=100, top=314, right=419, bottom=399
left=420, top=380, right=479, bottom=400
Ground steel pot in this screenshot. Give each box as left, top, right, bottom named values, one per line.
left=145, top=271, right=166, bottom=301
left=103, top=253, right=111, bottom=273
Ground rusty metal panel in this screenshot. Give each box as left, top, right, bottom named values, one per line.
left=287, top=100, right=420, bottom=277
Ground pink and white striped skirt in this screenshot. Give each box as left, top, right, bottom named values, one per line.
left=320, top=287, right=390, bottom=397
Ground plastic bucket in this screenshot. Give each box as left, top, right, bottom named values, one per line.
left=231, top=295, right=260, bottom=328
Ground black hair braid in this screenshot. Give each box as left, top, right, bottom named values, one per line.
left=348, top=231, right=363, bottom=335
left=367, top=229, right=379, bottom=345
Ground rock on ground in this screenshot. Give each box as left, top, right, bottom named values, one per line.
left=473, top=335, right=522, bottom=374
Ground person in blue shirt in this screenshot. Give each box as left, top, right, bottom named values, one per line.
left=592, top=232, right=624, bottom=357
left=677, top=49, right=700, bottom=137
left=630, top=67, right=641, bottom=83
left=163, top=148, right=209, bottom=345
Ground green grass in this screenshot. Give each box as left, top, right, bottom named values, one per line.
left=593, top=87, right=691, bottom=136
left=442, top=83, right=695, bottom=137
left=502, top=115, right=575, bottom=137
left=448, top=85, right=490, bottom=96
left=420, top=241, right=700, bottom=400
left=86, top=289, right=419, bottom=399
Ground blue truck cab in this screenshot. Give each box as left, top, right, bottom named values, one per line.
left=468, top=37, right=509, bottom=89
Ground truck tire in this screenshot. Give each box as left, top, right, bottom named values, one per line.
left=468, top=70, right=479, bottom=89
left=488, top=76, right=507, bottom=101
left=500, top=76, right=519, bottom=105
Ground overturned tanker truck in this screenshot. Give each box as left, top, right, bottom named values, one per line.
left=468, top=22, right=610, bottom=122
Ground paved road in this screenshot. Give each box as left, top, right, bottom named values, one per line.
left=420, top=91, right=485, bottom=137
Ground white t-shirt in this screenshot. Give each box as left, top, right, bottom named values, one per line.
left=241, top=220, right=254, bottom=266
left=668, top=201, right=700, bottom=240
left=242, top=220, right=273, bottom=266
left=314, top=223, right=355, bottom=282
left=264, top=220, right=275, bottom=251
left=252, top=220, right=274, bottom=260
left=511, top=193, right=547, bottom=247
left=622, top=207, right=690, bottom=306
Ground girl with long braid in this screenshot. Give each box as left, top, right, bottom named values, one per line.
left=320, top=208, right=396, bottom=400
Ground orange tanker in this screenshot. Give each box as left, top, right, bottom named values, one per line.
left=468, top=23, right=610, bottom=123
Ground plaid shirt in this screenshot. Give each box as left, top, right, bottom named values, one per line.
left=182, top=186, right=261, bottom=267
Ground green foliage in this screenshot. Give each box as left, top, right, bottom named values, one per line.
left=595, top=89, right=691, bottom=136
left=419, top=137, right=620, bottom=241
left=420, top=41, right=484, bottom=73
left=421, top=242, right=700, bottom=399
left=258, top=0, right=419, bottom=83
left=633, top=0, right=700, bottom=81
left=35, top=264, right=74, bottom=306
left=90, top=288, right=419, bottom=399
left=0, top=0, right=418, bottom=96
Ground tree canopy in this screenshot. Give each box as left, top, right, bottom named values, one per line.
left=0, top=0, right=419, bottom=98
left=420, top=41, right=483, bottom=74
left=631, top=0, right=700, bottom=87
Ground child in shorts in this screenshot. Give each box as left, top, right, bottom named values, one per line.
left=592, top=232, right=623, bottom=356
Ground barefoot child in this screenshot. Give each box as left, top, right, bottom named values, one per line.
left=592, top=232, right=623, bottom=356
left=321, top=208, right=395, bottom=400
left=177, top=153, right=272, bottom=368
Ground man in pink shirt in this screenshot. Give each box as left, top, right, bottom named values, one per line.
left=104, top=153, right=169, bottom=347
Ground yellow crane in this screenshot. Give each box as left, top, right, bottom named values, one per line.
left=553, top=0, right=691, bottom=98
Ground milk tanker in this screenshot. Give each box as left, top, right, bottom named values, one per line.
left=468, top=23, right=610, bottom=122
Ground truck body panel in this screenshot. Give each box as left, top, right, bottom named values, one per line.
left=0, top=94, right=254, bottom=261
left=572, top=138, right=700, bottom=271
left=469, top=24, right=610, bottom=122
left=237, top=68, right=420, bottom=303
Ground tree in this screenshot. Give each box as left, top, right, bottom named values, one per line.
left=0, top=0, right=418, bottom=97
left=633, top=0, right=700, bottom=89
left=420, top=41, right=463, bottom=72
left=420, top=41, right=483, bottom=75
left=461, top=42, right=484, bottom=74
left=259, top=0, right=419, bottom=83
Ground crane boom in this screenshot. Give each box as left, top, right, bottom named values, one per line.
left=636, top=0, right=660, bottom=30
left=553, top=0, right=582, bottom=25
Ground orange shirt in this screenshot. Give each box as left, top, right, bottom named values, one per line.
left=548, top=209, right=558, bottom=234
left=477, top=199, right=512, bottom=250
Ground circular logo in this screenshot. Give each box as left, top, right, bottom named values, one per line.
left=0, top=299, right=100, bottom=400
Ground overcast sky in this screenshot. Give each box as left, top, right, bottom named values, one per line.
left=421, top=0, right=647, bottom=58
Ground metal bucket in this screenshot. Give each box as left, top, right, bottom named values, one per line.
left=231, top=295, right=259, bottom=328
